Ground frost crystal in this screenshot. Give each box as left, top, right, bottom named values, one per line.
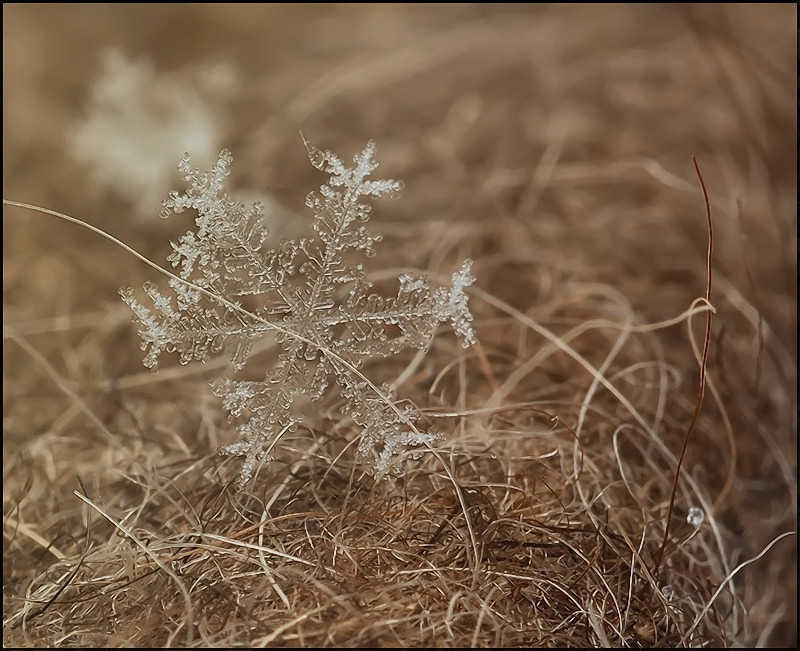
left=122, top=140, right=477, bottom=485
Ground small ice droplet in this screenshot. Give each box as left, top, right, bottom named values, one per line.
left=686, top=506, right=705, bottom=527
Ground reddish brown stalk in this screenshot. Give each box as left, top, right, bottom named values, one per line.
left=653, top=156, right=714, bottom=578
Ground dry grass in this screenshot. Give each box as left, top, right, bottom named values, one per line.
left=3, top=4, right=796, bottom=647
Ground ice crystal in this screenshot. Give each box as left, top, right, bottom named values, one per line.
left=122, top=139, right=476, bottom=484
